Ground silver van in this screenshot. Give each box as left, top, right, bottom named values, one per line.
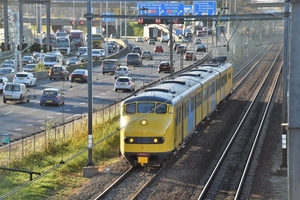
left=2, top=83, right=30, bottom=103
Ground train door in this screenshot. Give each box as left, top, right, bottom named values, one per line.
left=208, top=81, right=216, bottom=114
left=196, top=90, right=203, bottom=124
left=175, top=105, right=183, bottom=145
left=187, top=95, right=196, bottom=135
left=182, top=101, right=188, bottom=139
left=221, top=75, right=226, bottom=99
left=202, top=87, right=208, bottom=118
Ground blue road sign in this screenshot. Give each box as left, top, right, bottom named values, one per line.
left=184, top=5, right=193, bottom=15
left=193, top=1, right=217, bottom=16
left=137, top=3, right=184, bottom=16
left=102, top=12, right=114, bottom=22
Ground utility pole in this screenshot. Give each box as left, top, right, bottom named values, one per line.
left=169, top=23, right=174, bottom=78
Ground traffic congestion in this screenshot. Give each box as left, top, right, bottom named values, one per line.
left=0, top=28, right=210, bottom=141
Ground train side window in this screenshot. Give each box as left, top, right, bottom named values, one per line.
left=137, top=102, right=155, bottom=113
left=156, top=103, right=167, bottom=114
left=125, top=103, right=136, bottom=114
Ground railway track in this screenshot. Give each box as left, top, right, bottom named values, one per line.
left=196, top=37, right=283, bottom=199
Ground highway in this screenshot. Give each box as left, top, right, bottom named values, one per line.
left=0, top=38, right=208, bottom=141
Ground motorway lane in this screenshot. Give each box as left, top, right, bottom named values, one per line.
left=0, top=39, right=208, bottom=140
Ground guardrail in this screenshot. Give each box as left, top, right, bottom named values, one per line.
left=0, top=50, right=14, bottom=60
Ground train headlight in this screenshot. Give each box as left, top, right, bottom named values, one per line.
left=129, top=138, right=134, bottom=143
left=140, top=119, right=148, bottom=126
left=154, top=138, right=158, bottom=143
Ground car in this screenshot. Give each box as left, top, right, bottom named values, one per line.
left=114, top=77, right=135, bottom=92
left=132, top=46, right=142, bottom=55
left=173, top=43, right=180, bottom=51
left=49, top=66, right=69, bottom=80
left=148, top=39, right=155, bottom=45
left=13, top=72, right=37, bottom=86
left=107, top=45, right=115, bottom=53
left=92, top=49, right=102, bottom=59
left=126, top=53, right=143, bottom=67
left=23, top=64, right=38, bottom=72
left=160, top=35, right=169, bottom=43
left=102, top=59, right=120, bottom=74
left=154, top=45, right=164, bottom=53
left=196, top=30, right=204, bottom=37
left=184, top=51, right=197, bottom=61
left=196, top=44, right=207, bottom=52
left=0, top=60, right=15, bottom=68
left=40, top=88, right=65, bottom=106
left=21, top=56, right=36, bottom=66
left=135, top=37, right=143, bottom=42
left=67, top=57, right=81, bottom=65
left=110, top=33, right=119, bottom=39
left=0, top=67, right=15, bottom=75
left=141, top=50, right=153, bottom=60
left=176, top=45, right=187, bottom=54
left=77, top=47, right=87, bottom=56
left=185, top=32, right=193, bottom=38
left=107, top=41, right=118, bottom=50
left=158, top=61, right=173, bottom=73
left=194, top=38, right=202, bottom=45
left=114, top=66, right=131, bottom=79
left=80, top=53, right=89, bottom=62
left=2, top=83, right=30, bottom=103
left=70, top=69, right=88, bottom=83
left=0, top=77, right=9, bottom=93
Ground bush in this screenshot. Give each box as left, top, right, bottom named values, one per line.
left=35, top=62, right=46, bottom=71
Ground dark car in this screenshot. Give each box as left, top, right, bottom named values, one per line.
left=49, top=66, right=69, bottom=80
left=132, top=46, right=142, bottom=55
left=107, top=45, right=114, bottom=53
left=102, top=59, right=120, bottom=75
left=158, top=61, right=173, bottom=73
left=154, top=45, right=164, bottom=53
left=40, top=88, right=65, bottom=106
left=196, top=44, right=207, bottom=52
left=173, top=43, right=180, bottom=51
left=126, top=53, right=142, bottom=67
left=176, top=45, right=187, bottom=54
left=70, top=69, right=88, bottom=83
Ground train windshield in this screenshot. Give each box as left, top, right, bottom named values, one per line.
left=125, top=102, right=167, bottom=114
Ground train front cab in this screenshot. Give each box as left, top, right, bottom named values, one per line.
left=120, top=99, right=176, bottom=166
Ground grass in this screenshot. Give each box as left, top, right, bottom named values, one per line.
left=0, top=117, right=121, bottom=199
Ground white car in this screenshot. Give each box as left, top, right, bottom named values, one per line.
left=23, top=64, right=38, bottom=72
left=160, top=35, right=169, bottom=43
left=114, top=77, right=135, bottom=92
left=135, top=37, right=143, bottom=42
left=99, top=49, right=106, bottom=57
left=0, top=76, right=9, bottom=93
left=92, top=49, right=102, bottom=59
left=114, top=66, right=131, bottom=79
left=13, top=72, right=37, bottom=86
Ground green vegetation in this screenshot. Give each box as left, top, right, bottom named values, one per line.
left=35, top=62, right=46, bottom=72
left=124, top=22, right=143, bottom=36
left=0, top=117, right=121, bottom=199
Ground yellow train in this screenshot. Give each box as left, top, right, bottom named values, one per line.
left=120, top=61, right=233, bottom=166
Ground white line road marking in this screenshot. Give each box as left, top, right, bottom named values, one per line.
left=66, top=114, right=80, bottom=120
left=26, top=124, right=33, bottom=126
left=4, top=111, right=13, bottom=115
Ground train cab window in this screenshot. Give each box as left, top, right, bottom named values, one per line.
left=137, top=102, right=155, bottom=113
left=156, top=103, right=167, bottom=114
left=125, top=103, right=136, bottom=114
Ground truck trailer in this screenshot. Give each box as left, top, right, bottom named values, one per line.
left=69, top=30, right=84, bottom=50
left=143, top=26, right=159, bottom=41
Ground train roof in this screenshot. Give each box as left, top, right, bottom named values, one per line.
left=122, top=62, right=232, bottom=106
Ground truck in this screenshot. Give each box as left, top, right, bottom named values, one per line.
left=143, top=26, right=159, bottom=41
left=56, top=37, right=71, bottom=55
left=69, top=30, right=84, bottom=50
left=42, top=33, right=57, bottom=48
left=91, top=34, right=103, bottom=49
